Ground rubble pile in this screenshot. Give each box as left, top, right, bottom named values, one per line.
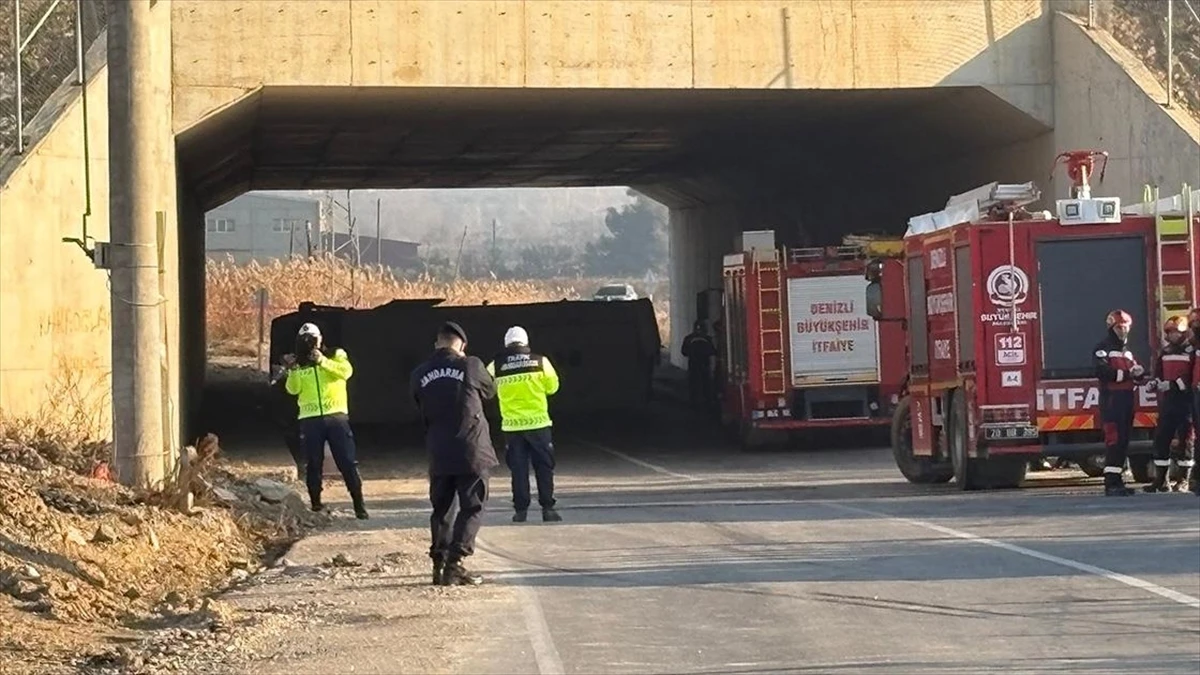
left=0, top=436, right=329, bottom=672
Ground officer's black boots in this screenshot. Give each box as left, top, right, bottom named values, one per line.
left=513, top=508, right=562, bottom=522
left=440, top=559, right=483, bottom=586
left=1104, top=475, right=1135, bottom=496
left=309, top=491, right=324, bottom=512
left=431, top=558, right=444, bottom=585
left=352, top=493, right=369, bottom=520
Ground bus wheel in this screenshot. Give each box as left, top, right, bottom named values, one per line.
left=1078, top=454, right=1106, bottom=478
left=1127, top=455, right=1153, bottom=483
left=892, top=396, right=953, bottom=484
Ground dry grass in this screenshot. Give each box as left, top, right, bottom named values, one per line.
left=206, top=255, right=671, bottom=357
left=0, top=358, right=112, bottom=475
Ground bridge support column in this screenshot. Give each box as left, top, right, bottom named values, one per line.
left=107, top=0, right=166, bottom=487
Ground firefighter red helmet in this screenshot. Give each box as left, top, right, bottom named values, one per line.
left=1105, top=310, right=1132, bottom=328
left=1164, top=315, right=1188, bottom=334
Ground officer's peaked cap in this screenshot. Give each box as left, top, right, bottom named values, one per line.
left=440, top=321, right=468, bottom=343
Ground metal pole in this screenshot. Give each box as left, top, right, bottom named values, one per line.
left=256, top=288, right=267, bottom=372
left=1167, top=0, right=1174, bottom=109
left=1087, top=0, right=1095, bottom=28
left=375, top=198, right=382, bottom=266
left=14, top=0, right=24, bottom=154
left=108, top=0, right=165, bottom=489
left=75, top=0, right=84, bottom=85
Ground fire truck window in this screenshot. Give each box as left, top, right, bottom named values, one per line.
left=907, top=257, right=929, bottom=368
left=954, top=245, right=975, bottom=366
left=1036, top=236, right=1150, bottom=378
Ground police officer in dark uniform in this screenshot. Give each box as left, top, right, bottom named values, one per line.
left=1094, top=309, right=1149, bottom=496
left=409, top=321, right=497, bottom=586
left=1146, top=315, right=1195, bottom=492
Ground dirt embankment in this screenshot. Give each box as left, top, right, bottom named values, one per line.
left=1072, top=0, right=1200, bottom=120
left=0, top=435, right=329, bottom=674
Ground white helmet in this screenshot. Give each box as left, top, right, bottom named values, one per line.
left=504, top=326, right=529, bottom=347
left=298, top=322, right=321, bottom=339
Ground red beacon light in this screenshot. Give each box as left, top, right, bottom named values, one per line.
left=1050, top=150, right=1120, bottom=225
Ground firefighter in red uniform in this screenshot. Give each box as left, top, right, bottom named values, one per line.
left=1093, top=310, right=1149, bottom=496
left=1145, top=315, right=1194, bottom=492
left=1187, top=308, right=1200, bottom=495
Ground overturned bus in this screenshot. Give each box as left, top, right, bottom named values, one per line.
left=268, top=297, right=663, bottom=427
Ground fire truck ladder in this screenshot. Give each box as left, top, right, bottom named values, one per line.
left=1153, top=184, right=1197, bottom=322
left=753, top=250, right=786, bottom=395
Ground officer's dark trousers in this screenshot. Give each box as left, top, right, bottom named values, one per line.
left=688, top=363, right=712, bottom=409
left=429, top=472, right=488, bottom=563
left=505, top=428, right=556, bottom=511
left=1153, top=393, right=1192, bottom=480
left=1102, top=390, right=1135, bottom=486
left=299, top=413, right=363, bottom=503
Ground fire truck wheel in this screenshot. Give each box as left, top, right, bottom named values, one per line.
left=891, top=396, right=954, bottom=484
left=948, top=391, right=1027, bottom=490
left=949, top=391, right=992, bottom=490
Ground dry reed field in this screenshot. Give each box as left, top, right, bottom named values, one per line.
left=206, top=256, right=670, bottom=357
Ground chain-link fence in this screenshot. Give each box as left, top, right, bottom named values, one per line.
left=0, top=0, right=108, bottom=160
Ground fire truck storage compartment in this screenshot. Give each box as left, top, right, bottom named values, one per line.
left=954, top=246, right=975, bottom=369
left=907, top=257, right=929, bottom=369
left=791, top=386, right=880, bottom=420
left=1035, top=236, right=1150, bottom=379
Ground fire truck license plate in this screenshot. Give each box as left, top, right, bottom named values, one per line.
left=982, top=424, right=1039, bottom=441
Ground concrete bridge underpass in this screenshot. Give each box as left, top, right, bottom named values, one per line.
left=0, top=0, right=1197, bottom=486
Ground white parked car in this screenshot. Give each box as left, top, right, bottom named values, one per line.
left=592, top=283, right=638, bottom=302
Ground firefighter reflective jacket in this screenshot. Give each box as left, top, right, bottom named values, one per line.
left=1093, top=331, right=1140, bottom=392
left=486, top=346, right=560, bottom=432
left=285, top=348, right=353, bottom=419
left=1191, top=334, right=1200, bottom=388
left=1154, top=341, right=1195, bottom=395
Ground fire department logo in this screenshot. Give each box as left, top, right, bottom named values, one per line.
left=986, top=265, right=1030, bottom=306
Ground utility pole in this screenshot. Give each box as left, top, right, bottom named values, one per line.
left=107, top=0, right=164, bottom=489
left=491, top=218, right=498, bottom=274
left=1166, top=0, right=1174, bottom=109
left=376, top=198, right=382, bottom=266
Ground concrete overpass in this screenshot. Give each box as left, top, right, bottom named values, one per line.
left=1, top=1, right=1198, bottom=480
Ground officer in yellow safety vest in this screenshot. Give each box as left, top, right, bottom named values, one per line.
left=486, top=326, right=562, bottom=523
left=283, top=322, right=368, bottom=519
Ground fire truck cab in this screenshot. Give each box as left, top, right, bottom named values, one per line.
left=720, top=231, right=908, bottom=448
left=867, top=150, right=1198, bottom=489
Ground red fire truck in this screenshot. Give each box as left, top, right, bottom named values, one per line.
left=719, top=231, right=908, bottom=448
left=867, top=149, right=1199, bottom=489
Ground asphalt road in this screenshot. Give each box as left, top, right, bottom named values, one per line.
left=218, top=406, right=1200, bottom=675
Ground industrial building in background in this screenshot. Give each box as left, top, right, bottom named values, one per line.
left=204, top=192, right=421, bottom=272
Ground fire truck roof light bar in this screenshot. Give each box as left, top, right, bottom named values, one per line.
left=905, top=182, right=1042, bottom=237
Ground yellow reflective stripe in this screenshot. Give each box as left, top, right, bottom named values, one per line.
left=501, top=414, right=552, bottom=432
